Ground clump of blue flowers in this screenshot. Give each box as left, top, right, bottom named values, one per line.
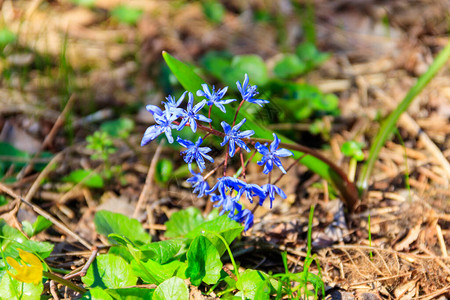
left=141, top=74, right=293, bottom=231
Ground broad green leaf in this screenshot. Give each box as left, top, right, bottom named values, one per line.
left=164, top=207, right=205, bottom=238
left=81, top=287, right=114, bottom=300
left=153, top=277, right=189, bottom=300
left=273, top=54, right=306, bottom=79
left=0, top=274, right=43, bottom=300
left=108, top=245, right=134, bottom=263
left=185, top=235, right=222, bottom=286
left=62, top=169, right=104, bottom=188
left=155, top=159, right=173, bottom=183
left=107, top=287, right=154, bottom=299
left=228, top=55, right=268, bottom=86
left=236, top=270, right=274, bottom=300
left=82, top=254, right=137, bottom=289
left=131, top=259, right=186, bottom=284
left=163, top=52, right=359, bottom=211
left=139, top=238, right=190, bottom=264
left=94, top=210, right=151, bottom=245
left=186, top=215, right=243, bottom=255
left=111, top=5, right=143, bottom=25
left=253, top=281, right=272, bottom=300
left=100, top=118, right=134, bottom=138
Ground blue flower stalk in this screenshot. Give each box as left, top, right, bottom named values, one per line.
left=141, top=75, right=294, bottom=231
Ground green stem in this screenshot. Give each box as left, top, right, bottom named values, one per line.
left=205, top=231, right=240, bottom=282
left=44, top=271, right=87, bottom=294
left=357, top=42, right=450, bottom=191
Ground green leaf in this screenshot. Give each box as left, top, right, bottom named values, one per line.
left=94, top=210, right=151, bottom=245
left=82, top=254, right=137, bottom=289
left=0, top=220, right=54, bottom=259
left=0, top=142, right=29, bottom=170
left=111, top=5, right=143, bottom=25
left=227, top=55, right=268, bottom=86
left=0, top=28, right=17, bottom=49
left=108, top=245, right=134, bottom=263
left=236, top=270, right=273, bottom=300
left=139, top=238, right=190, bottom=264
left=341, top=141, right=364, bottom=161
left=186, top=215, right=243, bottom=256
left=0, top=195, right=7, bottom=206
left=131, top=259, right=186, bottom=284
left=185, top=235, right=222, bottom=286
left=200, top=51, right=232, bottom=79
left=155, top=159, right=173, bottom=183
left=62, top=169, right=104, bottom=188
left=153, top=277, right=189, bottom=300
left=273, top=54, right=306, bottom=79
left=0, top=274, right=43, bottom=300
left=202, top=0, right=225, bottom=24
left=29, top=216, right=52, bottom=237
left=81, top=287, right=114, bottom=300
left=100, top=118, right=134, bottom=138
left=107, top=287, right=154, bottom=299
left=164, top=207, right=205, bottom=238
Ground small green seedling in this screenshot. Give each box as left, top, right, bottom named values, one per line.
left=111, top=5, right=143, bottom=26
left=341, top=141, right=364, bottom=182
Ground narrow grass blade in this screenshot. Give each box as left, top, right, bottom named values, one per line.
left=357, top=42, right=450, bottom=191
left=162, top=51, right=358, bottom=211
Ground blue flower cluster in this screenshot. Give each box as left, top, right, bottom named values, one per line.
left=141, top=75, right=293, bottom=231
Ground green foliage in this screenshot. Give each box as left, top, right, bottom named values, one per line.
left=155, top=159, right=174, bottom=184
left=0, top=142, right=52, bottom=180
left=0, top=273, right=43, bottom=300
left=62, top=169, right=104, bottom=188
left=164, top=207, right=205, bottom=238
left=273, top=54, right=306, bottom=79
left=82, top=254, right=137, bottom=289
left=86, top=131, right=116, bottom=162
left=0, top=28, right=17, bottom=50
left=94, top=210, right=151, bottom=245
left=111, top=5, right=143, bottom=26
left=153, top=277, right=189, bottom=300
left=0, top=195, right=7, bottom=206
left=185, top=235, right=222, bottom=285
left=22, top=216, right=53, bottom=238
left=202, top=0, right=225, bottom=24
left=100, top=118, right=134, bottom=139
left=70, top=0, right=96, bottom=8
left=295, top=42, right=330, bottom=72
left=341, top=141, right=364, bottom=161
left=0, top=219, right=54, bottom=259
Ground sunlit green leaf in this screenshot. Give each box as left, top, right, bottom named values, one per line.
left=153, top=277, right=189, bottom=300
left=94, top=210, right=151, bottom=245
left=164, top=207, right=205, bottom=238
left=0, top=273, right=43, bottom=300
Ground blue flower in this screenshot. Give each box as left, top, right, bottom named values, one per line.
left=236, top=74, right=269, bottom=107
left=207, top=176, right=244, bottom=197
left=186, top=172, right=210, bottom=197
left=255, top=133, right=293, bottom=174
left=220, top=119, right=254, bottom=157
left=211, top=193, right=242, bottom=218
left=141, top=109, right=178, bottom=146
left=145, top=104, right=164, bottom=119
left=261, top=184, right=287, bottom=208
left=177, top=92, right=211, bottom=133
left=233, top=209, right=254, bottom=231
left=177, top=137, right=214, bottom=173
left=236, top=183, right=266, bottom=203
left=162, top=91, right=186, bottom=117
left=197, top=84, right=236, bottom=113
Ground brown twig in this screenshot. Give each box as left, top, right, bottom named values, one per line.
left=0, top=182, right=93, bottom=249
left=18, top=94, right=76, bottom=179
left=64, top=246, right=98, bottom=279
left=133, top=140, right=164, bottom=218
